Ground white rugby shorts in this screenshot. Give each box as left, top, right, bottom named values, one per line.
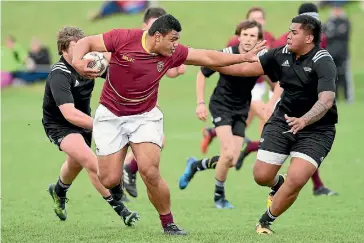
left=93, top=104, right=164, bottom=156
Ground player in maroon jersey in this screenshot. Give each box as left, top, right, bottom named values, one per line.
left=120, top=7, right=186, bottom=200
left=72, top=14, right=265, bottom=235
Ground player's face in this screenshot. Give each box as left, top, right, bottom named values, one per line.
left=248, top=11, right=265, bottom=26
left=142, top=17, right=158, bottom=30
left=287, top=23, right=314, bottom=52
left=155, top=30, right=180, bottom=57
left=238, top=27, right=260, bottom=52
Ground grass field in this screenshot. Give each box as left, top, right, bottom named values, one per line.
left=2, top=1, right=364, bottom=242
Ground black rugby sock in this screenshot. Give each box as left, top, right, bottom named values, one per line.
left=191, top=156, right=220, bottom=172
left=55, top=177, right=71, bottom=197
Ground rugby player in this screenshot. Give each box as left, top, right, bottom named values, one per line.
left=268, top=3, right=337, bottom=197
left=42, top=27, right=139, bottom=226
left=122, top=7, right=186, bottom=199
left=72, top=14, right=265, bottom=235
left=179, top=20, right=265, bottom=209
left=201, top=7, right=275, bottom=168
left=208, top=14, right=338, bottom=234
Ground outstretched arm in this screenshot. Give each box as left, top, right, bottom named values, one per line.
left=184, top=41, right=266, bottom=67
left=209, top=62, right=265, bottom=77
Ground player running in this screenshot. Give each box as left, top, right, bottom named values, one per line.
left=201, top=6, right=275, bottom=168
left=209, top=14, right=338, bottom=234
left=72, top=14, right=266, bottom=235
left=179, top=20, right=266, bottom=209
left=42, top=27, right=139, bottom=225
left=122, top=7, right=186, bottom=199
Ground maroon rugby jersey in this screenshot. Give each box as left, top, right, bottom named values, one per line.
left=101, top=29, right=189, bottom=116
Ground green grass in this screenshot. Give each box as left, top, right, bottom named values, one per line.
left=2, top=1, right=364, bottom=242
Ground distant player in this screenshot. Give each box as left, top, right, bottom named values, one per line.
left=72, top=14, right=265, bottom=235
left=201, top=7, right=275, bottom=167
left=122, top=7, right=186, bottom=199
left=42, top=27, right=139, bottom=225
left=210, top=14, right=338, bottom=234
left=179, top=20, right=265, bottom=209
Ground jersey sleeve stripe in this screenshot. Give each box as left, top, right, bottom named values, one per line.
left=52, top=64, right=68, bottom=69
left=312, top=50, right=331, bottom=61
left=313, top=54, right=333, bottom=63
left=51, top=67, right=71, bottom=74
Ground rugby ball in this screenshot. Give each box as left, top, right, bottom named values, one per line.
left=82, top=52, right=108, bottom=76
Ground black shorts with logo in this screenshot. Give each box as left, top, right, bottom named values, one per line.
left=42, top=119, right=92, bottom=151
left=209, top=100, right=249, bottom=138
left=259, top=115, right=336, bottom=167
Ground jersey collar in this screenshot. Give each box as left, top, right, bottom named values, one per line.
left=141, top=31, right=151, bottom=54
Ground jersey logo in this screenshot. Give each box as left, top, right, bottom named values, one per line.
left=74, top=80, right=80, bottom=87
left=122, top=54, right=135, bottom=63
left=303, top=67, right=312, bottom=72
left=157, top=61, right=164, bottom=72
left=281, top=60, right=290, bottom=67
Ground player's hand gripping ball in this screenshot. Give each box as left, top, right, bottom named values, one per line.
left=82, top=52, right=109, bottom=76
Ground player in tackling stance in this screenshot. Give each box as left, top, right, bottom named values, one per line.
left=42, top=27, right=139, bottom=225
left=72, top=14, right=265, bottom=235
left=209, top=14, right=338, bottom=234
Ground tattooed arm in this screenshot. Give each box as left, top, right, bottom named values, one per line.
left=302, top=91, right=336, bottom=126
left=302, top=54, right=337, bottom=125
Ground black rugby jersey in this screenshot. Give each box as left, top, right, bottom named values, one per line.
left=259, top=45, right=338, bottom=125
left=42, top=56, right=95, bottom=128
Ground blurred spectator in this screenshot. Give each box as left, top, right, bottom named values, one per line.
left=89, top=0, right=151, bottom=21
left=317, top=0, right=354, bottom=9
left=1, top=35, right=28, bottom=88
left=1, top=35, right=51, bottom=88
left=323, top=5, right=354, bottom=103
left=29, top=38, right=51, bottom=69
left=12, top=38, right=51, bottom=86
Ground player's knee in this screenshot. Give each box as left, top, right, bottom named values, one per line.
left=139, top=166, right=161, bottom=187
left=220, top=147, right=235, bottom=165
left=98, top=172, right=120, bottom=189
left=285, top=175, right=306, bottom=192
left=253, top=163, right=276, bottom=186
left=78, top=153, right=98, bottom=173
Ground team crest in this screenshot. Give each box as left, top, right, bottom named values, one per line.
left=157, top=61, right=164, bottom=72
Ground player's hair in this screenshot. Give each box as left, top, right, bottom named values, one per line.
left=292, top=14, right=322, bottom=46
left=57, top=26, right=85, bottom=55
left=143, top=7, right=167, bottom=23
left=246, top=7, right=265, bottom=19
left=234, top=20, right=264, bottom=40
left=298, top=3, right=318, bottom=14
left=148, top=14, right=182, bottom=36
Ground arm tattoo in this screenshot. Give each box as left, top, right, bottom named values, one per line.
left=302, top=91, right=335, bottom=126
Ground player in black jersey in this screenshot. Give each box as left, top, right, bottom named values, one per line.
left=209, top=14, right=337, bottom=234
left=179, top=20, right=265, bottom=209
left=42, top=26, right=139, bottom=226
